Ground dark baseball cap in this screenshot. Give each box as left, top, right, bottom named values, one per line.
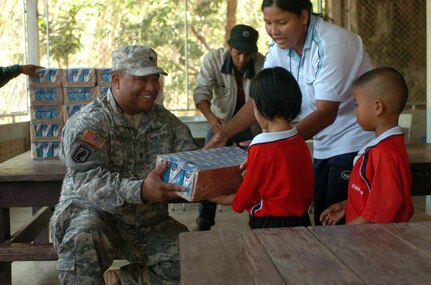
left=229, top=24, right=259, bottom=53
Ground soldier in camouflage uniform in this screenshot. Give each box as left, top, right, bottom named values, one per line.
left=50, top=45, right=199, bottom=284
left=0, top=64, right=43, bottom=88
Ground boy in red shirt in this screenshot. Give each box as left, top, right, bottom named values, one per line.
left=211, top=67, right=314, bottom=229
left=320, top=66, right=414, bottom=225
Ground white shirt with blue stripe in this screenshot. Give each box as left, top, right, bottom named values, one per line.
left=264, top=15, right=374, bottom=159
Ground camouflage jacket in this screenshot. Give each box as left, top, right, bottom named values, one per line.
left=0, top=64, right=20, bottom=88
left=58, top=89, right=198, bottom=226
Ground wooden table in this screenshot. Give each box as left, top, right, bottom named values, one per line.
left=0, top=143, right=430, bottom=284
left=180, top=221, right=431, bottom=285
left=406, top=143, right=431, bottom=195
left=0, top=151, right=65, bottom=284
left=0, top=151, right=65, bottom=242
left=0, top=151, right=186, bottom=284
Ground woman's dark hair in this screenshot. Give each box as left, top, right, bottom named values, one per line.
left=261, top=0, right=312, bottom=16
left=261, top=0, right=333, bottom=22
left=250, top=67, right=302, bottom=121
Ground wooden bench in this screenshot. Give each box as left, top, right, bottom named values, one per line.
left=0, top=244, right=57, bottom=262
left=0, top=207, right=57, bottom=262
left=0, top=199, right=188, bottom=263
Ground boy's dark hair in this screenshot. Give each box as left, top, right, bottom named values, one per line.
left=353, top=66, right=408, bottom=113
left=250, top=67, right=302, bottom=121
left=353, top=66, right=407, bottom=90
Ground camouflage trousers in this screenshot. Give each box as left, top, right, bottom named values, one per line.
left=50, top=202, right=188, bottom=285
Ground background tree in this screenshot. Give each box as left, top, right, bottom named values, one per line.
left=0, top=0, right=325, bottom=119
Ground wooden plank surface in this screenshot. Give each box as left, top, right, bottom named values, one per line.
left=310, top=224, right=431, bottom=285
left=406, top=144, right=431, bottom=195
left=0, top=181, right=62, bottom=207
left=254, top=227, right=364, bottom=285
left=406, top=143, right=431, bottom=164
left=0, top=243, right=57, bottom=261
left=0, top=151, right=65, bottom=181
left=379, top=221, right=431, bottom=258
left=179, top=230, right=285, bottom=285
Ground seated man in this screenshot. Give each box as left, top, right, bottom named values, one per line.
left=50, top=45, right=198, bottom=284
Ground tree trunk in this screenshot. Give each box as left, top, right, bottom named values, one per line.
left=225, top=0, right=238, bottom=47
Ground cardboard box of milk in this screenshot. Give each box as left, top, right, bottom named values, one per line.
left=157, top=147, right=247, bottom=202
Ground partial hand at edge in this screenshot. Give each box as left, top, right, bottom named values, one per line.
left=141, top=160, right=185, bottom=202
left=319, top=200, right=347, bottom=225
left=239, top=158, right=247, bottom=178
left=20, top=64, right=44, bottom=77
left=203, top=131, right=228, bottom=149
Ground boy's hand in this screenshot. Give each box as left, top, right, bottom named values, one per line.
left=239, top=159, right=247, bottom=178
left=319, top=201, right=346, bottom=225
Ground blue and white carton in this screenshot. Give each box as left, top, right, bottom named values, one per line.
left=157, top=147, right=247, bottom=202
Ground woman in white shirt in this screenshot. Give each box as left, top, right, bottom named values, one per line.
left=206, top=0, right=373, bottom=225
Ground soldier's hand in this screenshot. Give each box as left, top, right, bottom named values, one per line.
left=140, top=161, right=185, bottom=202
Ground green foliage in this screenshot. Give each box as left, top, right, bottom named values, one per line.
left=0, top=1, right=24, bottom=63
left=34, top=0, right=258, bottom=109
left=103, top=0, right=230, bottom=109
left=38, top=1, right=100, bottom=67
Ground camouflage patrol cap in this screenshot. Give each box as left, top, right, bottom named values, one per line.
left=112, top=45, right=168, bottom=77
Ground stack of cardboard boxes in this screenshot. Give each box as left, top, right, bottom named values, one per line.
left=29, top=68, right=112, bottom=159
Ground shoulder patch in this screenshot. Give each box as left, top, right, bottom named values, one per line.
left=82, top=129, right=106, bottom=148
left=72, top=146, right=91, bottom=163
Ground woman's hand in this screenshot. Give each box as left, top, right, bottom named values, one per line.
left=204, top=131, right=228, bottom=149
left=208, top=115, right=226, bottom=134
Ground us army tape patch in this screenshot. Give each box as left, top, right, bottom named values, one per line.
left=82, top=129, right=106, bottom=148
left=72, top=146, right=91, bottom=163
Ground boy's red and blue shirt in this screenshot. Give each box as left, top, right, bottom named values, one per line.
left=346, top=126, right=414, bottom=223
left=232, top=128, right=314, bottom=218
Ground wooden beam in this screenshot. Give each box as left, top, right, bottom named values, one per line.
left=0, top=243, right=57, bottom=262
left=8, top=207, right=53, bottom=243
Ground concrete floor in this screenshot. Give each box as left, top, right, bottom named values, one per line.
left=10, top=196, right=431, bottom=285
